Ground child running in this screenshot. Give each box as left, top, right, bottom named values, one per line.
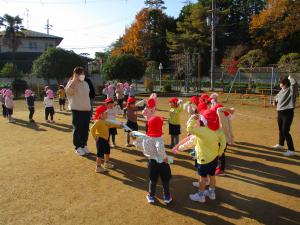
left=132, top=116, right=172, bottom=204
left=57, top=85, right=66, bottom=111
left=91, top=105, right=123, bottom=173
left=168, top=97, right=183, bottom=148
left=44, top=89, right=55, bottom=123
left=4, top=89, right=15, bottom=123
left=105, top=97, right=123, bottom=147
left=25, top=89, right=35, bottom=122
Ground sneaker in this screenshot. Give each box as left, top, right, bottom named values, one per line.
left=111, top=143, right=116, bottom=148
left=283, top=150, right=295, bottom=156
left=74, top=147, right=86, bottom=156
left=192, top=181, right=199, bottom=188
left=95, top=165, right=107, bottom=173
left=46, top=120, right=50, bottom=123
left=189, top=192, right=205, bottom=203
left=29, top=119, right=35, bottom=123
left=272, top=144, right=284, bottom=149
left=146, top=194, right=155, bottom=203
left=163, top=194, right=173, bottom=204
left=82, top=146, right=91, bottom=154
left=208, top=188, right=216, bottom=200
left=50, top=120, right=55, bottom=124
left=103, top=162, right=114, bottom=169
left=125, top=143, right=134, bottom=147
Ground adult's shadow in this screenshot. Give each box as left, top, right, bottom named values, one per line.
left=55, top=111, right=71, bottom=116
left=13, top=118, right=47, bottom=131
left=40, top=122, right=72, bottom=132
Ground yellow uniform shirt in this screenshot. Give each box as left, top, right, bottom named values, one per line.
left=187, top=119, right=226, bottom=164
left=57, top=89, right=66, bottom=99
left=169, top=105, right=182, bottom=125
left=90, top=119, right=121, bottom=140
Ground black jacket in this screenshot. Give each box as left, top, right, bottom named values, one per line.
left=85, top=77, right=96, bottom=99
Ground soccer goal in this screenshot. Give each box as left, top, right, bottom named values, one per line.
left=225, top=67, right=277, bottom=106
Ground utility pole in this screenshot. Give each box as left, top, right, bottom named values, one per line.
left=44, top=19, right=53, bottom=35
left=210, top=0, right=216, bottom=91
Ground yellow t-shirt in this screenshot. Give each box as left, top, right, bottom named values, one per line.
left=90, top=119, right=121, bottom=140
left=169, top=105, right=182, bottom=125
left=57, top=89, right=66, bottom=99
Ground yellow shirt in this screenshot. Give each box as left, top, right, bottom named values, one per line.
left=187, top=119, right=226, bottom=164
left=90, top=119, right=121, bottom=140
left=169, top=105, right=182, bottom=125
left=57, top=89, right=66, bottom=99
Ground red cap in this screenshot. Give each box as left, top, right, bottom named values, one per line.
left=169, top=97, right=178, bottom=105
left=105, top=98, right=114, bottom=104
left=190, top=96, right=199, bottom=106
left=197, top=101, right=208, bottom=114
left=147, top=98, right=156, bottom=108
left=126, top=97, right=136, bottom=107
left=202, top=109, right=220, bottom=131
left=200, top=94, right=209, bottom=101
left=93, top=105, right=107, bottom=120
left=147, top=116, right=163, bottom=137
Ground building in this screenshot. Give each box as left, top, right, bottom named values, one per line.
left=0, top=30, right=63, bottom=72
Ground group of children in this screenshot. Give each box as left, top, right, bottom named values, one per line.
left=0, top=85, right=67, bottom=124
left=90, top=91, right=235, bottom=205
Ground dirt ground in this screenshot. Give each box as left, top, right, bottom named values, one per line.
left=0, top=96, right=299, bottom=225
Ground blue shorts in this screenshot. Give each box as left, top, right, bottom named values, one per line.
left=197, top=157, right=218, bottom=177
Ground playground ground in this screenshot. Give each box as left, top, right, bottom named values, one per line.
left=0, top=96, right=300, bottom=225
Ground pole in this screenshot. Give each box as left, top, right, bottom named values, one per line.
left=210, top=0, right=216, bottom=91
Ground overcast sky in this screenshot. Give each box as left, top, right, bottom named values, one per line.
left=0, top=0, right=196, bottom=57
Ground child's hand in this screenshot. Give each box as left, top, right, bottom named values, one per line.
left=172, top=146, right=179, bottom=154
left=191, top=114, right=199, bottom=120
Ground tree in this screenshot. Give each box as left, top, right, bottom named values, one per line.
left=101, top=54, right=145, bottom=81
left=0, top=14, right=25, bottom=74
left=278, top=53, right=300, bottom=75
left=144, top=0, right=166, bottom=10
left=32, top=48, right=86, bottom=84
left=0, top=63, right=18, bottom=77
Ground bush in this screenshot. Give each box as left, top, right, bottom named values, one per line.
left=12, top=79, right=28, bottom=97
left=163, top=84, right=172, bottom=92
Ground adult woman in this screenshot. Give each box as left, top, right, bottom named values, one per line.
left=66, top=66, right=91, bottom=156
left=273, top=75, right=298, bottom=156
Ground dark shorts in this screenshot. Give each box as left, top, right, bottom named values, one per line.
left=197, top=157, right=218, bottom=177
left=124, top=95, right=129, bottom=102
left=6, top=108, right=13, bottom=115
left=96, top=137, right=110, bottom=158
left=169, top=123, right=181, bottom=135
left=148, top=159, right=172, bottom=182
left=109, top=128, right=117, bottom=135
left=126, top=120, right=138, bottom=131
left=59, top=98, right=66, bottom=105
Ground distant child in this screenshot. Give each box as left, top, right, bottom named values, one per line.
left=142, top=93, right=157, bottom=132
left=183, top=96, right=199, bottom=116
left=125, top=97, right=145, bottom=147
left=115, top=82, right=124, bottom=109
left=44, top=89, right=55, bottom=123
left=105, top=97, right=123, bottom=147
left=132, top=116, right=172, bottom=204
left=168, top=97, right=183, bottom=148
left=4, top=89, right=15, bottom=123
left=123, top=82, right=130, bottom=102
left=197, top=93, right=209, bottom=114
left=91, top=105, right=123, bottom=173
left=25, top=89, right=35, bottom=122
left=0, top=89, right=6, bottom=118
left=129, top=83, right=135, bottom=97
left=43, top=86, right=50, bottom=97
left=173, top=110, right=226, bottom=203
left=57, top=85, right=66, bottom=111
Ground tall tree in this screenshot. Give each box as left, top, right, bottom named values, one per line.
left=0, top=14, right=25, bottom=77
left=144, top=0, right=166, bottom=10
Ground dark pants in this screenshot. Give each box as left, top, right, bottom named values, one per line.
left=117, top=98, right=123, bottom=110
left=45, top=107, right=54, bottom=120
left=72, top=110, right=90, bottom=149
left=90, top=98, right=94, bottom=119
left=277, top=109, right=295, bottom=151
left=28, top=107, right=35, bottom=120
left=148, top=159, right=171, bottom=197
left=219, top=145, right=227, bottom=171
left=2, top=104, right=6, bottom=117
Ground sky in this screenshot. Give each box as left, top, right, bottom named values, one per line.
left=0, top=0, right=196, bottom=57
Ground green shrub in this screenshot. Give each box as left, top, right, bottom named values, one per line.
left=163, top=84, right=172, bottom=92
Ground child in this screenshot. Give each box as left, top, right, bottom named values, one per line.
left=57, top=85, right=66, bottom=111
left=197, top=93, right=209, bottom=114
left=4, top=89, right=15, bottom=123
left=115, top=82, right=124, bottom=109
left=0, top=89, right=7, bottom=118
left=125, top=97, right=145, bottom=147
left=129, top=83, right=135, bottom=97
left=44, top=89, right=55, bottom=123
left=142, top=93, right=157, bottom=132
left=173, top=110, right=226, bottom=203
left=168, top=97, right=183, bottom=148
left=25, top=89, right=35, bottom=122
left=105, top=98, right=123, bottom=147
left=91, top=105, right=123, bottom=173
left=132, top=116, right=172, bottom=204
